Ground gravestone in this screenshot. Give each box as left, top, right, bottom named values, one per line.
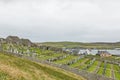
left=32, top=53, right=37, bottom=58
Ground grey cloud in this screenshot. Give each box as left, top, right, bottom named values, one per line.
left=0, top=0, right=120, bottom=42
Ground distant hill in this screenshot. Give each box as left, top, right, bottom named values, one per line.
left=37, top=41, right=120, bottom=49
left=0, top=52, right=85, bottom=80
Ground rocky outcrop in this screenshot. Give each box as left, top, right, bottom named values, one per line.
left=21, top=38, right=34, bottom=47
left=0, top=36, right=36, bottom=47
left=6, top=36, right=21, bottom=45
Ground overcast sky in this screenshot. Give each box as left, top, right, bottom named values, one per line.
left=0, top=0, right=120, bottom=42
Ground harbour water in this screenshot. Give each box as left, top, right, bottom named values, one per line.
left=79, top=49, right=120, bottom=55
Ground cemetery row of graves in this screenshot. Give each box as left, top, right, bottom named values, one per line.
left=0, top=43, right=120, bottom=80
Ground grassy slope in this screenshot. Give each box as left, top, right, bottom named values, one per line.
left=0, top=52, right=85, bottom=80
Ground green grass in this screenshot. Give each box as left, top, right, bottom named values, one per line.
left=1, top=43, right=120, bottom=79
left=0, top=52, right=85, bottom=80
left=87, top=61, right=99, bottom=72
left=113, top=64, right=120, bottom=71
left=104, top=63, right=112, bottom=78
left=71, top=59, right=90, bottom=70
left=0, top=70, right=11, bottom=80
left=79, top=65, right=87, bottom=70
left=97, top=67, right=104, bottom=75
left=87, top=66, right=97, bottom=72
left=38, top=53, right=65, bottom=60
left=93, top=61, right=99, bottom=65
left=70, top=58, right=87, bottom=67
left=113, top=64, right=120, bottom=80
left=38, top=41, right=120, bottom=49
left=106, top=63, right=111, bottom=69
left=84, top=59, right=91, bottom=64
left=100, top=62, right=104, bottom=67
left=105, top=69, right=111, bottom=78
left=114, top=71, right=120, bottom=80
left=54, top=55, right=79, bottom=64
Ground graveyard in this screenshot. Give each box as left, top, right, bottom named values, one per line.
left=0, top=36, right=120, bottom=80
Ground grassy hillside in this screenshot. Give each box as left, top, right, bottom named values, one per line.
left=0, top=52, right=85, bottom=80
left=38, top=41, right=120, bottom=49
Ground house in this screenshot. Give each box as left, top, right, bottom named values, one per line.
left=97, top=51, right=112, bottom=57
left=78, top=49, right=92, bottom=55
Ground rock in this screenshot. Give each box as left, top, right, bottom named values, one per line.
left=0, top=38, right=6, bottom=43
left=21, top=39, right=31, bottom=47
left=6, top=36, right=21, bottom=45
left=5, top=36, right=36, bottom=47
